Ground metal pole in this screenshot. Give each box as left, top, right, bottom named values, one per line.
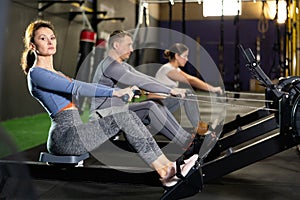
left=0, top=0, right=9, bottom=121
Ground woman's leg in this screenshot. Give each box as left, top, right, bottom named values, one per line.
left=182, top=89, right=201, bottom=128
left=162, top=90, right=202, bottom=129
left=50, top=110, right=197, bottom=182
left=49, top=108, right=162, bottom=161
left=95, top=110, right=200, bottom=180
left=62, top=109, right=162, bottom=166
left=111, top=110, right=183, bottom=165
left=99, top=110, right=183, bottom=180
left=161, top=96, right=181, bottom=114
left=129, top=101, right=192, bottom=147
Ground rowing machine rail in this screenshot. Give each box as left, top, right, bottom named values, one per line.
left=201, top=46, right=300, bottom=183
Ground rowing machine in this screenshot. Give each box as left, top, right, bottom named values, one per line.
left=200, top=46, right=300, bottom=183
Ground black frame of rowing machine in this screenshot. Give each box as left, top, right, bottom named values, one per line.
left=202, top=95, right=298, bottom=182
left=201, top=46, right=300, bottom=182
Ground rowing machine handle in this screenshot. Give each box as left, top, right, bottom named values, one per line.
left=122, top=94, right=130, bottom=102
left=121, top=90, right=141, bottom=102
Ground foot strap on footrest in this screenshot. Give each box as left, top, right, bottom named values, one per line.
left=39, top=152, right=89, bottom=164
left=160, top=161, right=203, bottom=200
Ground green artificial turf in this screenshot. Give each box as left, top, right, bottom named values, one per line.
left=0, top=109, right=90, bottom=154
left=0, top=112, right=50, bottom=153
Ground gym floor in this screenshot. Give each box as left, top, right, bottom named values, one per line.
left=33, top=147, right=300, bottom=200
left=3, top=93, right=300, bottom=199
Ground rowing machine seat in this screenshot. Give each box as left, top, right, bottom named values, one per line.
left=39, top=152, right=89, bottom=166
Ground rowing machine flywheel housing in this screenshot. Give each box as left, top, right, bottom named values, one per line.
left=277, top=76, right=300, bottom=137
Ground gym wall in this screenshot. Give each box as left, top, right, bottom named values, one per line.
left=158, top=2, right=280, bottom=91
left=0, top=1, right=282, bottom=121
left=0, top=0, right=138, bottom=121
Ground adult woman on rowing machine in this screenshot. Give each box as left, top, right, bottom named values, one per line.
left=155, top=43, right=223, bottom=132
left=20, top=19, right=198, bottom=195
left=156, top=43, right=223, bottom=94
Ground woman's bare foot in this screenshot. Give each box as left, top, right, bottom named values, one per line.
left=161, top=155, right=198, bottom=187
left=158, top=162, right=176, bottom=182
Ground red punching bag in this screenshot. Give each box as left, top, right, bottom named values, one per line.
left=74, top=29, right=96, bottom=79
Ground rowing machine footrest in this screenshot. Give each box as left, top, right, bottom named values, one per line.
left=39, top=152, right=89, bottom=165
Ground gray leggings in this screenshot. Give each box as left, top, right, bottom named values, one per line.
left=48, top=109, right=163, bottom=165
left=129, top=101, right=192, bottom=147
left=162, top=89, right=200, bottom=128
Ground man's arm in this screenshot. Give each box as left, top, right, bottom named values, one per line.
left=130, top=66, right=163, bottom=83
left=105, top=62, right=172, bottom=94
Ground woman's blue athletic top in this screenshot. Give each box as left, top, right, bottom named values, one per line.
left=27, top=66, right=115, bottom=117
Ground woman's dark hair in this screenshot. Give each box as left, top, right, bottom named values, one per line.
left=163, top=43, right=189, bottom=61
left=21, top=19, right=55, bottom=75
